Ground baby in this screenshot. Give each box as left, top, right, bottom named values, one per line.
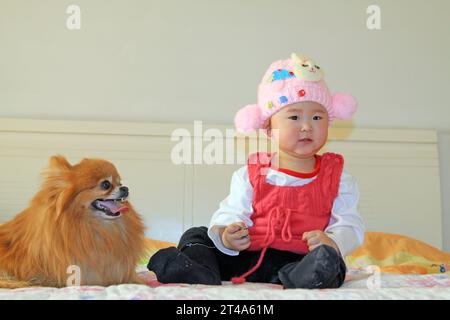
left=148, top=53, right=365, bottom=289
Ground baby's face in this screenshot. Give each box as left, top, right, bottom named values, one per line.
left=269, top=102, right=328, bottom=159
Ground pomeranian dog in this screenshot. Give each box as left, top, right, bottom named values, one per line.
left=0, top=155, right=146, bottom=288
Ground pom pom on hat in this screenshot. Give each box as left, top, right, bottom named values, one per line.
left=234, top=104, right=263, bottom=133
left=331, top=93, right=358, bottom=120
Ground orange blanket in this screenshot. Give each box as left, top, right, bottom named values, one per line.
left=346, top=232, right=450, bottom=274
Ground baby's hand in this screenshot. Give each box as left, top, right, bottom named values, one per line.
left=221, top=222, right=251, bottom=251
left=302, top=230, right=340, bottom=254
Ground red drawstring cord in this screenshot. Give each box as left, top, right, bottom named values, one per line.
left=231, top=246, right=268, bottom=284
left=231, top=208, right=293, bottom=284
left=281, top=209, right=292, bottom=242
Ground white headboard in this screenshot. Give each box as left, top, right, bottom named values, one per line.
left=0, top=118, right=443, bottom=248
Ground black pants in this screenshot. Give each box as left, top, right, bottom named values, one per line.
left=148, top=226, right=346, bottom=289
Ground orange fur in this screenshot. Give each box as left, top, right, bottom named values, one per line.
left=0, top=155, right=146, bottom=288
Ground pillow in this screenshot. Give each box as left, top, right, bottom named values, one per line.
left=346, top=232, right=450, bottom=274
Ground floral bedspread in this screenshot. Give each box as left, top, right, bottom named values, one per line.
left=1, top=267, right=450, bottom=300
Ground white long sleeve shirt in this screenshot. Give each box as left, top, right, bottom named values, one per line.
left=208, top=165, right=365, bottom=257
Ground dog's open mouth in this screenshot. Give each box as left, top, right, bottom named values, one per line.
left=92, top=199, right=129, bottom=217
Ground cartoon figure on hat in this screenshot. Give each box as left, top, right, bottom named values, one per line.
left=291, top=53, right=324, bottom=82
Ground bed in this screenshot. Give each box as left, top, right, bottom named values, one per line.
left=1, top=272, right=449, bottom=300
left=0, top=118, right=448, bottom=300
left=1, top=233, right=450, bottom=300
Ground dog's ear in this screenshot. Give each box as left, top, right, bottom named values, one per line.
left=44, top=155, right=75, bottom=218
left=43, top=155, right=72, bottom=185
left=46, top=155, right=72, bottom=182
left=49, top=155, right=72, bottom=171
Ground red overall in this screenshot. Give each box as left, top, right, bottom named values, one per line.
left=231, top=152, right=344, bottom=284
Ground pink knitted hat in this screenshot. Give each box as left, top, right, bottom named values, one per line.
left=234, top=53, right=357, bottom=133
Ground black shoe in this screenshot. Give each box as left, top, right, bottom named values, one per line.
left=147, top=247, right=222, bottom=285
left=278, top=245, right=346, bottom=289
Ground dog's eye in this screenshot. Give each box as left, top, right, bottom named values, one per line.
left=100, top=180, right=111, bottom=190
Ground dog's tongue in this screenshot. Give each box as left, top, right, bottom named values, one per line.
left=100, top=200, right=129, bottom=214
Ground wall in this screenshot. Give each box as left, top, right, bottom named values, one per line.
left=0, top=0, right=449, bottom=248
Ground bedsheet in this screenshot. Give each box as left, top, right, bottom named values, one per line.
left=1, top=267, right=449, bottom=300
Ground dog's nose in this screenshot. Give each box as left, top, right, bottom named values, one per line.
left=119, top=186, right=129, bottom=198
